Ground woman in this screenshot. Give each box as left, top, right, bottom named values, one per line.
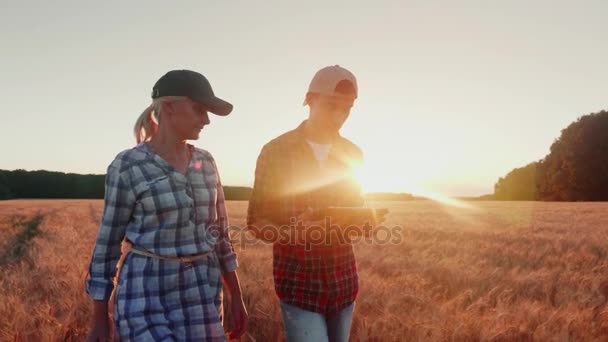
left=85, top=70, right=248, bottom=341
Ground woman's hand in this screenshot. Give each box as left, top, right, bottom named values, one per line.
left=85, top=300, right=111, bottom=342
left=228, top=296, right=249, bottom=340
left=222, top=271, right=249, bottom=340
left=85, top=318, right=111, bottom=342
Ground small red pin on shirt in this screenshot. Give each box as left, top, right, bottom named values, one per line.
left=194, top=160, right=203, bottom=169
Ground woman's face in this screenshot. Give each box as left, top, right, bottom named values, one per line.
left=163, top=98, right=210, bottom=140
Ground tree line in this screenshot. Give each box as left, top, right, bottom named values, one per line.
left=0, top=169, right=420, bottom=202
left=3, top=110, right=605, bottom=202
left=493, top=110, right=608, bottom=201
left=0, top=170, right=253, bottom=201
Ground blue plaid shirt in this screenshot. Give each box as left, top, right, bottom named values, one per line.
left=86, top=143, right=238, bottom=301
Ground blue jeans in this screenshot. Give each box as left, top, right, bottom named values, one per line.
left=280, top=301, right=355, bottom=342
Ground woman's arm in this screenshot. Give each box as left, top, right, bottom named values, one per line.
left=222, top=271, right=248, bottom=339
left=85, top=158, right=135, bottom=340
left=208, top=155, right=249, bottom=338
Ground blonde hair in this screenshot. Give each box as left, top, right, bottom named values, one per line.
left=133, top=96, right=189, bottom=143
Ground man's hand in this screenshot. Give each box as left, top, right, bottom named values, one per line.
left=295, top=207, right=323, bottom=226
left=328, top=209, right=389, bottom=240
left=293, top=207, right=389, bottom=245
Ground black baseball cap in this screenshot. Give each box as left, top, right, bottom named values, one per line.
left=151, top=70, right=233, bottom=116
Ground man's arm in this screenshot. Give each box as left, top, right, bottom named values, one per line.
left=247, top=144, right=283, bottom=241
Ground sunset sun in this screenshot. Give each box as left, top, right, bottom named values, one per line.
left=352, top=163, right=474, bottom=208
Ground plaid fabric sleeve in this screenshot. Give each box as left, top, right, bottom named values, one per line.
left=211, top=159, right=238, bottom=274
left=85, top=159, right=135, bottom=301
left=247, top=145, right=285, bottom=235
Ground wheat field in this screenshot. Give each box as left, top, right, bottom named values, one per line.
left=1, top=199, right=608, bottom=341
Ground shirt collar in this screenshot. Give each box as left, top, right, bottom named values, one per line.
left=293, top=120, right=342, bottom=144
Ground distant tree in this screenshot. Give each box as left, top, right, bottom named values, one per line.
left=364, top=192, right=415, bottom=201
left=1, top=169, right=105, bottom=199
left=6, top=169, right=29, bottom=198
left=492, top=110, right=607, bottom=201
left=0, top=169, right=253, bottom=201
left=493, top=162, right=538, bottom=200
left=222, top=186, right=253, bottom=201
left=537, top=110, right=608, bottom=201
left=0, top=171, right=12, bottom=200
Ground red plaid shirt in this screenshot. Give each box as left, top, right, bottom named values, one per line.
left=247, top=120, right=364, bottom=315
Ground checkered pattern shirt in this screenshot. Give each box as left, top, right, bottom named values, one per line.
left=86, top=143, right=238, bottom=301
left=247, top=120, right=364, bottom=315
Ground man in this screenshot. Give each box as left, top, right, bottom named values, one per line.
left=247, top=65, right=384, bottom=342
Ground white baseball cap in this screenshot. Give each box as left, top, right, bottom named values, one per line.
left=303, top=65, right=358, bottom=105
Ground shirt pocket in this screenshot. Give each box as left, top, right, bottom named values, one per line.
left=191, top=172, right=219, bottom=223
left=138, top=175, right=194, bottom=225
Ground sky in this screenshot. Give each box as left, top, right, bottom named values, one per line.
left=1, top=0, right=606, bottom=196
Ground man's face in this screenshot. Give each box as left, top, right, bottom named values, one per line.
left=308, top=94, right=355, bottom=133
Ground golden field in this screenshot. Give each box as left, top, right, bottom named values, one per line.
left=1, top=199, right=608, bottom=341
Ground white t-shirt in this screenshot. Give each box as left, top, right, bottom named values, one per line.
left=306, top=140, right=332, bottom=168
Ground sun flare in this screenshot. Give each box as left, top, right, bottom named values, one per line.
left=352, top=163, right=474, bottom=209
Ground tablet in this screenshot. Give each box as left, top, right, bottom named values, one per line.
left=321, top=207, right=389, bottom=220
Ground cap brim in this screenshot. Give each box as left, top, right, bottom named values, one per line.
left=195, top=96, right=233, bottom=116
